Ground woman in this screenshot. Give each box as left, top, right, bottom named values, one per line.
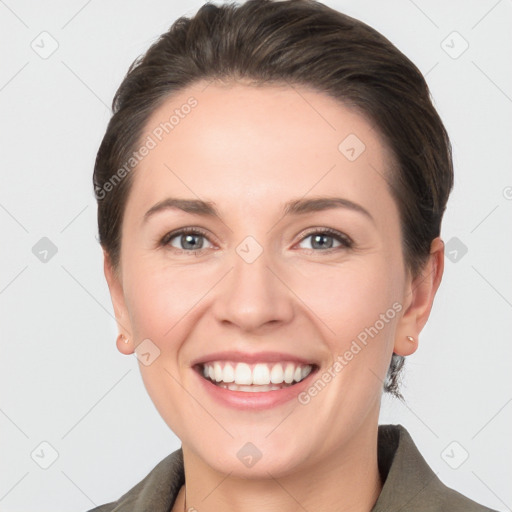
left=90, top=1, right=497, bottom=510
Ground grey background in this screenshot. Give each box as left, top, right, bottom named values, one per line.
left=0, top=0, right=511, bottom=510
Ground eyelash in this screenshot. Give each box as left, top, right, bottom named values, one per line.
left=159, top=226, right=354, bottom=256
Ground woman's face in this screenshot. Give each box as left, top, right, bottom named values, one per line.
left=106, top=81, right=427, bottom=477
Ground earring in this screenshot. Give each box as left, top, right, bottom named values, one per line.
left=406, top=335, right=415, bottom=343
left=117, top=333, right=129, bottom=344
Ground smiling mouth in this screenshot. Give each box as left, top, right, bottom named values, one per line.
left=194, top=361, right=318, bottom=392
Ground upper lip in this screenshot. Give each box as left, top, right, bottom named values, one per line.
left=191, top=351, right=318, bottom=367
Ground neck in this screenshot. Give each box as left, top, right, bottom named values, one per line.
left=174, top=420, right=382, bottom=512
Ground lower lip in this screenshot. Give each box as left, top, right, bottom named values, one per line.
left=194, top=366, right=318, bottom=410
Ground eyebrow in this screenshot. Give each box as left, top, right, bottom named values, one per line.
left=143, top=196, right=374, bottom=224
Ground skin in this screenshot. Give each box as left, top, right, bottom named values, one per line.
left=104, top=81, right=444, bottom=512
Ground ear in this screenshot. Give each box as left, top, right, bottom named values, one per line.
left=103, top=250, right=134, bottom=355
left=394, top=237, right=445, bottom=356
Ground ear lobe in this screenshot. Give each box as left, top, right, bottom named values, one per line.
left=394, top=237, right=445, bottom=356
left=116, top=333, right=134, bottom=355
left=103, top=250, right=133, bottom=351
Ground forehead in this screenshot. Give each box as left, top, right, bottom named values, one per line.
left=126, top=81, right=396, bottom=220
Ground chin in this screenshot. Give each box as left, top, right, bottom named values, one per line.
left=194, top=437, right=312, bottom=480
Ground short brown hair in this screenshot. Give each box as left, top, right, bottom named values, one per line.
left=93, top=0, right=453, bottom=397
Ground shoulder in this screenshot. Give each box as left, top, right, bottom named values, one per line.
left=374, top=424, right=497, bottom=512
left=87, top=448, right=184, bottom=512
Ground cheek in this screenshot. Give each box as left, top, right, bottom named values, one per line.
left=288, top=255, right=401, bottom=342
left=287, top=255, right=402, bottom=406
left=121, top=262, right=213, bottom=433
left=123, top=261, right=217, bottom=341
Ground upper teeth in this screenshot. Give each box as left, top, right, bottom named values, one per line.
left=201, top=361, right=313, bottom=385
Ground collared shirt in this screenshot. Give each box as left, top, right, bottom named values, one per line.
left=89, top=424, right=496, bottom=512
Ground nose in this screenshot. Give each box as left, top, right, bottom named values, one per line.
left=211, top=247, right=295, bottom=332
